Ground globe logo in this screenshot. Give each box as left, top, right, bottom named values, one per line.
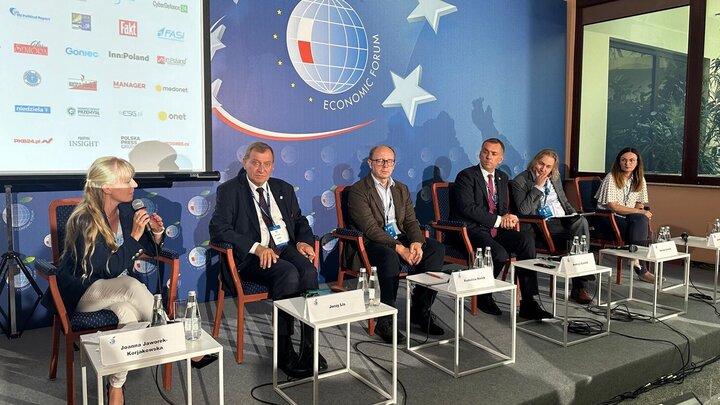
left=133, top=260, right=157, bottom=275
left=2, top=204, right=33, bottom=230
left=188, top=247, right=207, bottom=268
left=286, top=0, right=368, bottom=94
left=165, top=224, right=180, bottom=239
left=187, top=196, right=209, bottom=217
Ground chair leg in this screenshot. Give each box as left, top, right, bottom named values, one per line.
left=213, top=284, right=225, bottom=338
left=65, top=338, right=75, bottom=405
left=49, top=318, right=60, bottom=379
left=336, top=269, right=346, bottom=291
left=162, top=362, right=172, bottom=390
left=470, top=296, right=477, bottom=316
left=616, top=257, right=623, bottom=285
left=236, top=300, right=245, bottom=364
left=368, top=318, right=375, bottom=336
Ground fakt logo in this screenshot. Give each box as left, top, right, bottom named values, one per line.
left=65, top=47, right=99, bottom=58
left=71, top=13, right=91, bottom=31
left=119, top=19, right=137, bottom=37
left=157, top=28, right=184, bottom=41
left=14, top=41, right=48, bottom=55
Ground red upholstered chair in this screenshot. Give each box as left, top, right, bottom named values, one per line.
left=36, top=198, right=181, bottom=404
left=210, top=238, right=320, bottom=363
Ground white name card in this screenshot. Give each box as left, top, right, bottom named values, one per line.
left=647, top=241, right=678, bottom=259
left=707, top=233, right=720, bottom=248
left=99, top=322, right=185, bottom=366
left=305, top=289, right=366, bottom=322
left=448, top=267, right=494, bottom=293
left=558, top=253, right=596, bottom=274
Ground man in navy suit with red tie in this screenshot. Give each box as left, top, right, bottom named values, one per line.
left=450, top=138, right=552, bottom=320
left=209, top=142, right=325, bottom=378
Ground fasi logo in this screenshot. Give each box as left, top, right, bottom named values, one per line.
left=157, top=28, right=184, bottom=41
left=119, top=19, right=137, bottom=37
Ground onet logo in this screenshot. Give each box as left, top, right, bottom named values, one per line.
left=158, top=111, right=187, bottom=121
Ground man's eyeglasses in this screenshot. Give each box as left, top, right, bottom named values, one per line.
left=369, top=158, right=396, bottom=167
left=248, top=160, right=273, bottom=169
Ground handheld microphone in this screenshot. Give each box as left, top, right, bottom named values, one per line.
left=131, top=199, right=154, bottom=235
left=681, top=232, right=689, bottom=245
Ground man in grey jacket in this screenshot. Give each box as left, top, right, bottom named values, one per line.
left=510, top=149, right=591, bottom=304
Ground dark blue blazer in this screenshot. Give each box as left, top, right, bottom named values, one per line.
left=450, top=165, right=511, bottom=238
left=209, top=169, right=313, bottom=271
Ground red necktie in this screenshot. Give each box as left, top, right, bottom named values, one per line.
left=487, top=174, right=497, bottom=237
left=256, top=188, right=276, bottom=249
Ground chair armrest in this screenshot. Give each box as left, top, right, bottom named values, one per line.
left=517, top=215, right=547, bottom=224
left=332, top=228, right=364, bottom=239
left=210, top=241, right=234, bottom=253
left=35, top=258, right=57, bottom=280
left=157, top=248, right=180, bottom=260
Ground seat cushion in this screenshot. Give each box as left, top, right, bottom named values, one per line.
left=70, top=309, right=118, bottom=331
left=242, top=280, right=269, bottom=295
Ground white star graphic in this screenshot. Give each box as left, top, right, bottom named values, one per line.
left=407, top=0, right=458, bottom=33
left=382, top=65, right=436, bottom=126
left=210, top=23, right=226, bottom=60
left=211, top=78, right=223, bottom=108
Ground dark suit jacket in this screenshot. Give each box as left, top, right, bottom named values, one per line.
left=49, top=202, right=157, bottom=315
left=209, top=169, right=314, bottom=272
left=510, top=170, right=576, bottom=216
left=450, top=165, right=511, bottom=238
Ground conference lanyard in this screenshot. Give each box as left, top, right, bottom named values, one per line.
left=543, top=181, right=550, bottom=206
left=623, top=177, right=634, bottom=206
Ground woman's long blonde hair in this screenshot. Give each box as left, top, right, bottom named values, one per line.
left=62, top=157, right=135, bottom=281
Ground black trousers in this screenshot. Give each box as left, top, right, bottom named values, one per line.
left=527, top=215, right=590, bottom=290
left=363, top=236, right=445, bottom=318
left=467, top=228, right=539, bottom=299
left=238, top=245, right=318, bottom=336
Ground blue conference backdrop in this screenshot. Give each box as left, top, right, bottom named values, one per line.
left=1, top=0, right=567, bottom=330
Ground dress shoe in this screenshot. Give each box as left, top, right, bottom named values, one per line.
left=278, top=336, right=311, bottom=379
left=374, top=317, right=406, bottom=344
left=297, top=347, right=328, bottom=373
left=410, top=313, right=445, bottom=336
left=191, top=353, right=219, bottom=369
left=477, top=295, right=502, bottom=316
left=570, top=288, right=592, bottom=305
left=637, top=269, right=656, bottom=283
left=518, top=300, right=553, bottom=320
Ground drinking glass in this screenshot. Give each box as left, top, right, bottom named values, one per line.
left=173, top=299, right=188, bottom=323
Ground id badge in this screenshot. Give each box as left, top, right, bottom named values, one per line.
left=268, top=224, right=289, bottom=247
left=538, top=206, right=552, bottom=219
left=384, top=220, right=399, bottom=239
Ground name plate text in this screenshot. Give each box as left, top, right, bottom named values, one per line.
left=558, top=253, right=596, bottom=274
left=708, top=233, right=720, bottom=248
left=448, top=267, right=494, bottom=293
left=305, top=289, right=365, bottom=322
left=648, top=241, right=678, bottom=259
left=99, top=322, right=185, bottom=366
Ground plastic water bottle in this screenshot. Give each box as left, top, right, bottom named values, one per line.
left=579, top=235, right=589, bottom=254
left=368, top=267, right=381, bottom=306
left=473, top=247, right=483, bottom=269
left=357, top=267, right=369, bottom=305
left=570, top=236, right=580, bottom=255
left=714, top=219, right=719, bottom=233
left=151, top=294, right=168, bottom=327
left=483, top=246, right=493, bottom=273
left=185, top=291, right=201, bottom=340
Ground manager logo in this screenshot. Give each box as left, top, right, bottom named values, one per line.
left=155, top=84, right=188, bottom=93
left=68, top=75, right=97, bottom=91
left=9, top=7, right=51, bottom=22
left=108, top=50, right=149, bottom=61
left=66, top=47, right=99, bottom=58
left=15, top=105, right=51, bottom=114
left=113, top=81, right=146, bottom=89
left=156, top=55, right=187, bottom=66
left=157, top=28, right=184, bottom=42
left=14, top=41, right=48, bottom=55
left=119, top=19, right=137, bottom=37
left=153, top=2, right=188, bottom=13
left=118, top=109, right=143, bottom=118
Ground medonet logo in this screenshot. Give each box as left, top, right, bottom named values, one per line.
left=108, top=50, right=149, bottom=62
left=71, top=13, right=91, bottom=31
left=14, top=137, right=53, bottom=144
left=113, top=81, right=146, bottom=89
left=152, top=2, right=188, bottom=13
left=155, top=84, right=188, bottom=93
left=157, top=28, right=184, bottom=42
left=158, top=111, right=186, bottom=121
left=119, top=19, right=137, bottom=37
left=69, top=136, right=99, bottom=148
left=14, top=41, right=48, bottom=56
left=68, top=75, right=97, bottom=91
left=9, top=8, right=51, bottom=22
left=67, top=107, right=100, bottom=117
left=15, top=105, right=51, bottom=114
left=65, top=47, right=99, bottom=58
left=23, top=70, right=41, bottom=87
left=156, top=55, right=187, bottom=66
left=119, top=110, right=143, bottom=118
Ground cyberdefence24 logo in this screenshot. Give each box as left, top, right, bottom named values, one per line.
left=211, top=0, right=457, bottom=140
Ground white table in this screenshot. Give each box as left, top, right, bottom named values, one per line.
left=512, top=259, right=612, bottom=346
left=273, top=297, right=397, bottom=405
left=405, top=274, right=516, bottom=378
left=80, top=329, right=224, bottom=405
left=673, top=236, right=720, bottom=302
left=598, top=247, right=690, bottom=321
